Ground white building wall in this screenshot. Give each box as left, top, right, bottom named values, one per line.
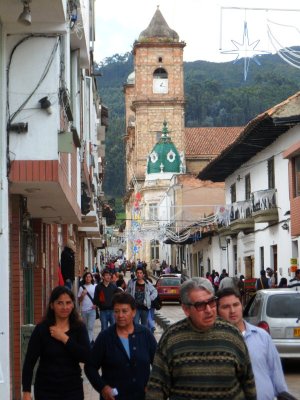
left=7, top=36, right=61, bottom=160
left=185, top=236, right=227, bottom=277
left=224, top=125, right=300, bottom=280
left=78, top=0, right=91, bottom=62
left=0, top=21, right=10, bottom=400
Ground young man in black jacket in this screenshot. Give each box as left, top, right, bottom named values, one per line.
left=94, top=269, right=118, bottom=331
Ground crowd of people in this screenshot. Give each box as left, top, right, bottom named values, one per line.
left=204, top=266, right=299, bottom=296
left=22, top=249, right=299, bottom=400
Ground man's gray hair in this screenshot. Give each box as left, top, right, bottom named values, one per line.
left=180, top=277, right=214, bottom=304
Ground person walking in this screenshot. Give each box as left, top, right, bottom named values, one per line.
left=217, top=287, right=288, bottom=400
left=126, top=267, right=157, bottom=327
left=60, top=239, right=76, bottom=289
left=85, top=292, right=157, bottom=400
left=116, top=273, right=127, bottom=291
left=145, top=277, right=256, bottom=400
left=278, top=277, right=288, bottom=288
left=288, top=269, right=300, bottom=288
left=255, top=269, right=270, bottom=290
left=213, top=271, right=220, bottom=292
left=78, top=271, right=97, bottom=344
left=94, top=269, right=118, bottom=331
left=22, top=286, right=90, bottom=400
left=266, top=268, right=276, bottom=288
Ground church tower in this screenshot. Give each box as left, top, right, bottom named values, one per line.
left=124, top=7, right=186, bottom=263
left=124, top=6, right=185, bottom=189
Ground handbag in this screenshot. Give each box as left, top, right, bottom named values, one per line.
left=277, top=392, right=298, bottom=400
left=151, top=295, right=162, bottom=310
left=58, top=266, right=64, bottom=286
left=82, top=286, right=100, bottom=319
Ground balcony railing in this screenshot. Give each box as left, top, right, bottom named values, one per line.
left=231, top=200, right=253, bottom=221
left=252, top=188, right=278, bottom=223
left=216, top=189, right=278, bottom=234
left=230, top=200, right=254, bottom=233
left=252, top=188, right=276, bottom=211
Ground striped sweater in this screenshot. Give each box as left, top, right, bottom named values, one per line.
left=146, top=317, right=256, bottom=400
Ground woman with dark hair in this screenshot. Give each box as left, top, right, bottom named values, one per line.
left=78, top=271, right=97, bottom=344
left=278, top=277, right=288, bottom=288
left=22, top=286, right=90, bottom=400
left=85, top=292, right=157, bottom=400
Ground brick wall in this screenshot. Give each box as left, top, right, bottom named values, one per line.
left=10, top=195, right=23, bottom=400
left=10, top=196, right=61, bottom=399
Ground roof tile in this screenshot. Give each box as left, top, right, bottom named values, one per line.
left=185, top=127, right=243, bottom=157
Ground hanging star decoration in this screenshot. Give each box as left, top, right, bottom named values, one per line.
left=222, top=21, right=271, bottom=80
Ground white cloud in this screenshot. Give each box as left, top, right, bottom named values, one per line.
left=94, top=0, right=300, bottom=64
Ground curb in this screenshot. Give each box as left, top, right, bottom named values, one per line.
left=150, top=273, right=172, bottom=331
left=154, top=311, right=171, bottom=331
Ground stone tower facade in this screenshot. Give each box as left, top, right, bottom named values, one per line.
left=124, top=7, right=185, bottom=188
left=124, top=7, right=186, bottom=263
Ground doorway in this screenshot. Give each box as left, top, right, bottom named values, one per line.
left=244, top=256, right=254, bottom=278
left=271, top=244, right=278, bottom=284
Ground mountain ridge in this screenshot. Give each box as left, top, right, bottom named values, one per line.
left=95, top=50, right=300, bottom=196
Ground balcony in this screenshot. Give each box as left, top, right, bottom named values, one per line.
left=252, top=188, right=278, bottom=223
left=217, top=225, right=233, bottom=237
left=0, top=1, right=66, bottom=26
left=229, top=200, right=254, bottom=233
left=9, top=156, right=81, bottom=224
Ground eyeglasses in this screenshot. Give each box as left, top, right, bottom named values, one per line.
left=185, top=296, right=218, bottom=311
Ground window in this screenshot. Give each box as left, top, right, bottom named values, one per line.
left=260, top=247, right=264, bottom=269
left=268, top=157, right=275, bottom=189
left=149, top=203, right=158, bottom=220
left=159, top=278, right=180, bottom=286
left=295, top=156, right=300, bottom=197
left=153, top=67, right=168, bottom=79
left=150, top=240, right=159, bottom=260
left=230, top=183, right=236, bottom=203
left=267, top=294, right=300, bottom=318
left=248, top=295, right=262, bottom=317
left=245, top=174, right=251, bottom=200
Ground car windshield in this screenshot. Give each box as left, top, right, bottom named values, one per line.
left=266, top=293, right=300, bottom=318
left=159, top=278, right=181, bottom=286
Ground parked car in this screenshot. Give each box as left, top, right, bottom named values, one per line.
left=243, top=288, right=300, bottom=358
left=155, top=273, right=189, bottom=303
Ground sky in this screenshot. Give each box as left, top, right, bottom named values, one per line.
left=94, top=0, right=300, bottom=65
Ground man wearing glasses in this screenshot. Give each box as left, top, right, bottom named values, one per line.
left=146, top=277, right=256, bottom=400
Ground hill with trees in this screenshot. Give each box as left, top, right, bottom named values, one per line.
left=94, top=50, right=300, bottom=198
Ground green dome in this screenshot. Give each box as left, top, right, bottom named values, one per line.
left=147, top=122, right=181, bottom=174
